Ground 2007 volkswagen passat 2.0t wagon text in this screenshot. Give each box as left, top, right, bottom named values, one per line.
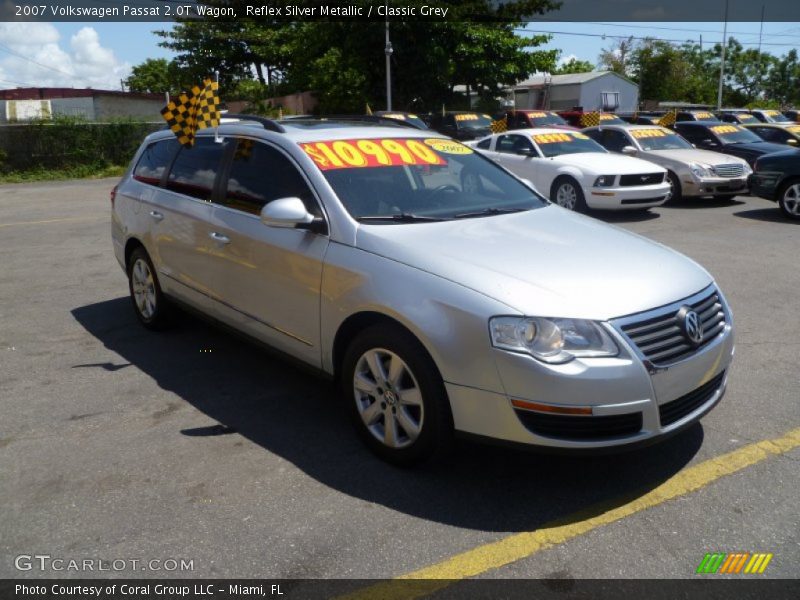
left=111, top=117, right=734, bottom=464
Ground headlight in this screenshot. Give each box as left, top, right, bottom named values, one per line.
left=593, top=175, right=615, bottom=187
left=489, top=316, right=619, bottom=364
left=689, top=163, right=713, bottom=179
left=742, top=163, right=753, bottom=174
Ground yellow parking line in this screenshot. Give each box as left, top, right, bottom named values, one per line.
left=341, top=426, right=800, bottom=600
left=0, top=216, right=101, bottom=228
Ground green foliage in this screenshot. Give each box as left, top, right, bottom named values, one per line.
left=155, top=0, right=560, bottom=113
left=601, top=36, right=800, bottom=108
left=0, top=119, right=162, bottom=174
left=125, top=58, right=188, bottom=94
left=553, top=57, right=595, bottom=74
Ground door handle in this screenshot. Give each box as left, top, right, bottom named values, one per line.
left=209, top=232, right=231, bottom=244
left=149, top=210, right=164, bottom=221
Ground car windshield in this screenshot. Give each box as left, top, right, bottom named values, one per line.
left=299, top=137, right=547, bottom=222
left=530, top=132, right=607, bottom=157
left=764, top=111, right=791, bottom=123
left=379, top=113, right=428, bottom=129
left=630, top=128, right=693, bottom=150
left=691, top=111, right=719, bottom=121
left=455, top=113, right=493, bottom=130
left=526, top=112, right=569, bottom=126
left=709, top=124, right=762, bottom=144
left=599, top=114, right=626, bottom=124
left=735, top=113, right=759, bottom=123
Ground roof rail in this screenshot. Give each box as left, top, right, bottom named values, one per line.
left=222, top=113, right=285, bottom=133
left=282, top=114, right=423, bottom=130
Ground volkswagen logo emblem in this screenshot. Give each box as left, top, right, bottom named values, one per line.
left=677, top=306, right=704, bottom=345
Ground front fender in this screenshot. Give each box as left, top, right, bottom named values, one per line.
left=320, top=242, right=514, bottom=393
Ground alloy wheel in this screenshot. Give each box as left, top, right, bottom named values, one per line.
left=353, top=348, right=424, bottom=449
left=131, top=258, right=157, bottom=320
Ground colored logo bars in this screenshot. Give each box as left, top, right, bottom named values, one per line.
left=696, top=552, right=773, bottom=574
left=160, top=79, right=221, bottom=147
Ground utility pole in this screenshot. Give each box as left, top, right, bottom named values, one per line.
left=716, top=0, right=729, bottom=111
left=385, top=1, right=393, bottom=110
left=757, top=4, right=765, bottom=98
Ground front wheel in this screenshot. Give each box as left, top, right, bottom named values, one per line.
left=340, top=324, right=453, bottom=465
left=777, top=180, right=800, bottom=220
left=551, top=178, right=587, bottom=212
left=667, top=172, right=682, bottom=203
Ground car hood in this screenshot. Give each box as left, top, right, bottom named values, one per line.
left=543, top=152, right=665, bottom=175
left=355, top=206, right=712, bottom=321
left=645, top=148, right=748, bottom=166
left=725, top=141, right=790, bottom=155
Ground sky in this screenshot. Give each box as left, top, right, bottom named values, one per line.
left=0, top=21, right=799, bottom=91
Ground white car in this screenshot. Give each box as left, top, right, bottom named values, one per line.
left=470, top=128, right=671, bottom=211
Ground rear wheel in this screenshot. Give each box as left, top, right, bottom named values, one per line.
left=340, top=324, right=453, bottom=465
left=551, top=177, right=587, bottom=212
left=128, top=247, right=170, bottom=330
left=777, top=180, right=800, bottom=220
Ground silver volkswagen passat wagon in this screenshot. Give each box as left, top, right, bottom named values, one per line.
left=111, top=117, right=734, bottom=464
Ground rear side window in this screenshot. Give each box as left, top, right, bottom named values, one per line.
left=221, top=139, right=319, bottom=217
left=133, top=138, right=178, bottom=186
left=165, top=137, right=227, bottom=201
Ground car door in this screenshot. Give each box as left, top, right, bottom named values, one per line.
left=489, top=133, right=540, bottom=178
left=204, top=137, right=329, bottom=365
left=147, top=136, right=228, bottom=307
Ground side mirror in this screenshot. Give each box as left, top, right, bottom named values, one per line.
left=517, top=146, right=537, bottom=157
left=261, top=197, right=315, bottom=229
left=621, top=145, right=637, bottom=156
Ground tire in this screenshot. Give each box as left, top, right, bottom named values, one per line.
left=777, top=179, right=800, bottom=220
left=667, top=172, right=682, bottom=203
left=551, top=177, right=587, bottom=212
left=340, top=324, right=453, bottom=465
left=127, top=247, right=171, bottom=330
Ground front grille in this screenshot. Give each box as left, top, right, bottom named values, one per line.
left=617, top=288, right=727, bottom=366
left=620, top=172, right=664, bottom=186
left=712, top=163, right=746, bottom=178
left=514, top=410, right=642, bottom=440
left=659, top=371, right=726, bottom=426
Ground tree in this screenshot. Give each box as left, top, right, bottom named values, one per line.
left=763, top=49, right=800, bottom=106
left=598, top=37, right=635, bottom=77
left=125, top=58, right=186, bottom=95
left=552, top=57, right=595, bottom=74
left=156, top=0, right=560, bottom=112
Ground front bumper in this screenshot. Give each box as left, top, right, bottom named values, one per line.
left=447, top=286, right=734, bottom=449
left=585, top=182, right=671, bottom=210
left=681, top=175, right=750, bottom=197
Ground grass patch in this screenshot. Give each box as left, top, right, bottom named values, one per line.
left=0, top=164, right=126, bottom=184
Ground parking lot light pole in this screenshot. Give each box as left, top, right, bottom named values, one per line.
left=385, top=4, right=393, bottom=110
left=717, top=0, right=729, bottom=111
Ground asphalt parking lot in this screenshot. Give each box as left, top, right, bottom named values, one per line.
left=1, top=178, right=798, bottom=584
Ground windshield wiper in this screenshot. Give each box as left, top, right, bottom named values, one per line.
left=356, top=213, right=446, bottom=223
left=453, top=207, right=529, bottom=219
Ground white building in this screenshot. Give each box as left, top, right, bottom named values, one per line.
left=510, top=71, right=639, bottom=113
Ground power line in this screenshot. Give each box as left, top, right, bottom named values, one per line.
left=0, top=43, right=75, bottom=78
left=516, top=28, right=800, bottom=48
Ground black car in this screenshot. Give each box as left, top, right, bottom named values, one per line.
left=428, top=111, right=493, bottom=141
left=372, top=111, right=429, bottom=130
left=719, top=111, right=761, bottom=125
left=674, top=110, right=720, bottom=123
left=751, top=149, right=800, bottom=220
left=673, top=122, right=794, bottom=167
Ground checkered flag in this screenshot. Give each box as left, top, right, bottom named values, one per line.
left=160, top=79, right=221, bottom=147
left=580, top=112, right=600, bottom=127
left=490, top=115, right=508, bottom=133
left=658, top=110, right=677, bottom=128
